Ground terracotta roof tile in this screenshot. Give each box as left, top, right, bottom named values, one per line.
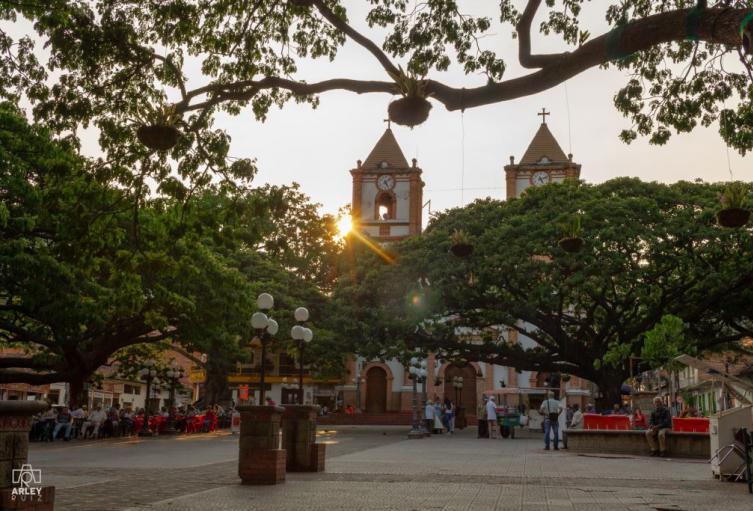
left=362, top=128, right=409, bottom=170
left=519, top=123, right=569, bottom=165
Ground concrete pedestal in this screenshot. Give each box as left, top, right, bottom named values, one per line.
left=0, top=401, right=55, bottom=510
left=282, top=405, right=325, bottom=472
left=237, top=405, right=286, bottom=485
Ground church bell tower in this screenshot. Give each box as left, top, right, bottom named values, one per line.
left=504, top=109, right=581, bottom=199
left=350, top=126, right=424, bottom=241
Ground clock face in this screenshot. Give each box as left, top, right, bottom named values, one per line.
left=376, top=174, right=396, bottom=191
left=531, top=171, right=550, bottom=186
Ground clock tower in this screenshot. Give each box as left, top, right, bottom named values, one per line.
left=504, top=109, right=581, bottom=199
left=350, top=126, right=424, bottom=241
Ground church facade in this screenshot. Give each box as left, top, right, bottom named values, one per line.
left=340, top=114, right=592, bottom=418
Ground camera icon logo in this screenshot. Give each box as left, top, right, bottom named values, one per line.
left=12, top=464, right=41, bottom=488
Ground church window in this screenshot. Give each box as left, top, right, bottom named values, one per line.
left=375, top=192, right=395, bottom=220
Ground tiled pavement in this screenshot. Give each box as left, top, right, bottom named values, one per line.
left=33, top=427, right=752, bottom=510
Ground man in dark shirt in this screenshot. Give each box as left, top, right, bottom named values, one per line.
left=645, top=397, right=672, bottom=456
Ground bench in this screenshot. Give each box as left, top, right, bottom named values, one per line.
left=567, top=429, right=710, bottom=459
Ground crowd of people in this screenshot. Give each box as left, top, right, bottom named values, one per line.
left=423, top=396, right=457, bottom=434
left=30, top=402, right=232, bottom=442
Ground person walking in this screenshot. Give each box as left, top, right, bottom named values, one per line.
left=424, top=400, right=434, bottom=434
left=444, top=399, right=455, bottom=434
left=486, top=396, right=498, bottom=439
left=539, top=391, right=562, bottom=450
left=477, top=395, right=488, bottom=438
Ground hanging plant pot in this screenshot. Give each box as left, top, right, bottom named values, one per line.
left=137, top=124, right=180, bottom=151
left=558, top=237, right=584, bottom=253
left=388, top=97, right=432, bottom=128
left=450, top=242, right=473, bottom=258
left=561, top=374, right=571, bottom=383
left=716, top=208, right=750, bottom=228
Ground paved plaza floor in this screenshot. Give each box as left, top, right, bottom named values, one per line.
left=29, top=426, right=751, bottom=510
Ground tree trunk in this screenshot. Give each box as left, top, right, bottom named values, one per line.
left=67, top=376, right=86, bottom=409
left=593, top=371, right=628, bottom=411
left=203, top=361, right=229, bottom=406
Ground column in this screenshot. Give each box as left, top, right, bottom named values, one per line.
left=237, top=405, right=286, bottom=485
left=282, top=405, right=325, bottom=472
left=0, top=401, right=55, bottom=510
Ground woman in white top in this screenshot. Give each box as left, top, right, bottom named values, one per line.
left=486, top=396, right=498, bottom=439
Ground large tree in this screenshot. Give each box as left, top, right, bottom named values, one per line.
left=2, top=0, right=753, bottom=173
left=336, top=178, right=753, bottom=407
left=0, top=103, right=346, bottom=405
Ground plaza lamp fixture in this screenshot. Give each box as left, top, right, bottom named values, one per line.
left=408, top=356, right=428, bottom=439
left=251, top=293, right=278, bottom=403
left=352, top=363, right=365, bottom=412
left=291, top=306, right=313, bottom=404
left=138, top=360, right=158, bottom=437
left=163, top=362, right=185, bottom=434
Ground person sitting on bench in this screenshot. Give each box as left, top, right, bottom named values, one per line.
left=645, top=396, right=672, bottom=457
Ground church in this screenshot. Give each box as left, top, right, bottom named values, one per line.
left=339, top=111, right=592, bottom=421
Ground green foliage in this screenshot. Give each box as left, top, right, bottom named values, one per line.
left=559, top=213, right=582, bottom=238
left=720, top=182, right=749, bottom=209
left=451, top=229, right=470, bottom=245
left=0, top=103, right=347, bottom=391
left=1, top=0, right=751, bottom=167
left=336, top=178, right=753, bottom=401
left=388, top=65, right=429, bottom=98
left=641, top=314, right=689, bottom=371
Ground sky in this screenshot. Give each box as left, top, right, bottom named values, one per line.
left=10, top=2, right=752, bottom=221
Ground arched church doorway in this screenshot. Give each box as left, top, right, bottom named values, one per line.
left=365, top=366, right=387, bottom=413
left=444, top=364, right=477, bottom=413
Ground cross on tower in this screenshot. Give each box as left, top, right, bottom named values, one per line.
left=383, top=118, right=391, bottom=130
left=538, top=108, right=550, bottom=124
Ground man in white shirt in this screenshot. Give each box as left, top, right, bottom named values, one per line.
left=424, top=400, right=434, bottom=434
left=486, top=396, right=498, bottom=439
left=539, top=391, right=563, bottom=450
left=84, top=405, right=106, bottom=439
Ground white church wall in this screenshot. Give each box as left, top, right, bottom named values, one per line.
left=387, top=359, right=405, bottom=391
left=493, top=365, right=509, bottom=388
left=394, top=180, right=411, bottom=221
left=360, top=182, right=378, bottom=219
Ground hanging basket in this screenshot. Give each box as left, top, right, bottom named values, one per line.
left=716, top=208, right=750, bottom=228
left=450, top=242, right=473, bottom=258
left=137, top=124, right=180, bottom=151
left=561, top=374, right=571, bottom=383
left=558, top=237, right=584, bottom=253
left=388, top=97, right=432, bottom=128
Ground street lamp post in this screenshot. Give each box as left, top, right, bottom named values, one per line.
left=353, top=362, right=365, bottom=412
left=163, top=363, right=184, bottom=434
left=291, top=307, right=313, bottom=405
left=139, top=361, right=158, bottom=437
left=408, top=357, right=428, bottom=439
left=251, top=293, right=277, bottom=404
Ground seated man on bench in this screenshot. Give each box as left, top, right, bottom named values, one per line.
left=645, top=396, right=672, bottom=457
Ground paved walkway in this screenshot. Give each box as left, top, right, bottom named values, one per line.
left=31, top=426, right=752, bottom=510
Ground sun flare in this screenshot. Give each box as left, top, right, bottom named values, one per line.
left=336, top=215, right=353, bottom=239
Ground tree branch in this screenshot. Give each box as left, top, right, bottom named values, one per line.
left=517, top=0, right=567, bottom=69
left=312, top=0, right=400, bottom=77
left=173, top=7, right=751, bottom=114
